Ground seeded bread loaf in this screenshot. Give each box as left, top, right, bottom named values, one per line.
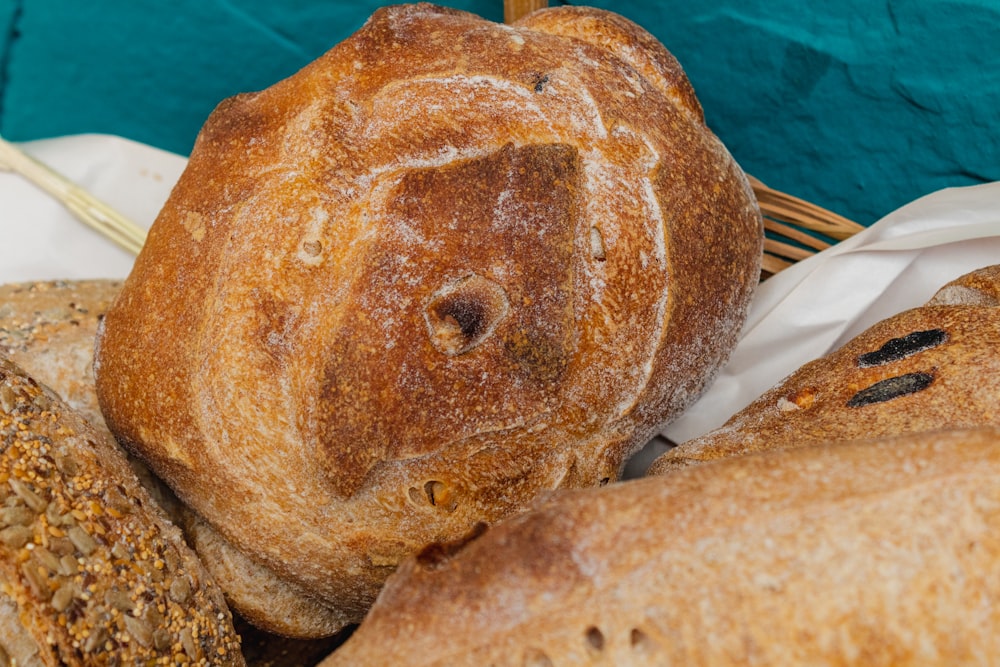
left=648, top=264, right=1000, bottom=474
left=93, top=2, right=762, bottom=635
left=321, top=427, right=1000, bottom=666
left=0, top=355, right=244, bottom=665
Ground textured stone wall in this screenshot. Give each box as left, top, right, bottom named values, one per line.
left=0, top=1, right=996, bottom=224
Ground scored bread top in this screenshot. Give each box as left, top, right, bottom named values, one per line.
left=94, top=3, right=761, bottom=631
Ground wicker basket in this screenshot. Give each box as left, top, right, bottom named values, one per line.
left=504, top=0, right=864, bottom=279
left=750, top=176, right=864, bottom=278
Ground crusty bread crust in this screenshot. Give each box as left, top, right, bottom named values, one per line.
left=649, top=264, right=1000, bottom=474
left=0, top=279, right=122, bottom=430
left=322, top=428, right=1000, bottom=666
left=0, top=355, right=244, bottom=665
left=94, top=3, right=761, bottom=633
left=0, top=279, right=361, bottom=651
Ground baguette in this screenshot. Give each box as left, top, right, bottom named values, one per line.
left=322, top=427, right=1000, bottom=666
left=94, top=2, right=762, bottom=633
left=649, top=264, right=1000, bottom=474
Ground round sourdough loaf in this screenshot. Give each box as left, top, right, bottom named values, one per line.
left=94, top=3, right=762, bottom=633
left=648, top=264, right=1000, bottom=474
left=321, top=428, right=1000, bottom=666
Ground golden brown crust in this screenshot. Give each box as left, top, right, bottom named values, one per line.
left=648, top=264, right=1000, bottom=474
left=322, top=428, right=1000, bottom=666
left=180, top=511, right=348, bottom=638
left=0, top=355, right=244, bottom=665
left=95, top=3, right=761, bottom=633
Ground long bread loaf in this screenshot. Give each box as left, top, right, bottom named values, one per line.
left=322, top=427, right=1000, bottom=666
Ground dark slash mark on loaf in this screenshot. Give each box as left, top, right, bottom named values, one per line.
left=856, top=329, right=947, bottom=368
left=847, top=372, right=936, bottom=408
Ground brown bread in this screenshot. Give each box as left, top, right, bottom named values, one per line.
left=322, top=428, right=1000, bottom=666
left=0, top=278, right=356, bottom=661
left=649, top=264, right=1000, bottom=474
left=0, top=279, right=122, bottom=430
left=93, top=3, right=761, bottom=634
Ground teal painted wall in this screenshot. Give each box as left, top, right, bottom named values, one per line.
left=1, top=1, right=997, bottom=225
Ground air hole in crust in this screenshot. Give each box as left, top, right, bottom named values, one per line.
left=856, top=329, right=947, bottom=367
left=630, top=627, right=653, bottom=649
left=302, top=240, right=322, bottom=257
left=590, top=226, right=607, bottom=261
left=408, top=480, right=459, bottom=512
left=585, top=626, right=605, bottom=651
left=523, top=648, right=554, bottom=666
left=424, top=480, right=444, bottom=506
left=847, top=372, right=935, bottom=407
left=426, top=274, right=510, bottom=356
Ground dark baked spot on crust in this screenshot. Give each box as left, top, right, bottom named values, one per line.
left=426, top=274, right=510, bottom=356
left=533, top=73, right=550, bottom=93
left=435, top=296, right=486, bottom=339
left=847, top=372, right=936, bottom=408
left=856, top=329, right=947, bottom=368
left=585, top=625, right=606, bottom=650
left=504, top=329, right=568, bottom=384
left=415, top=522, right=488, bottom=570
left=630, top=627, right=654, bottom=649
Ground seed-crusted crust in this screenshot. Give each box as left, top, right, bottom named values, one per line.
left=648, top=264, right=1000, bottom=474
left=0, top=355, right=244, bottom=665
left=94, top=3, right=762, bottom=634
left=321, top=428, right=1000, bottom=665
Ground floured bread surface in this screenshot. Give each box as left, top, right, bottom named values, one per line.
left=94, top=3, right=762, bottom=633
left=0, top=279, right=345, bottom=639
left=0, top=355, right=244, bottom=665
left=649, top=264, right=1000, bottom=474
left=0, top=279, right=121, bottom=430
left=322, top=428, right=1000, bottom=666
